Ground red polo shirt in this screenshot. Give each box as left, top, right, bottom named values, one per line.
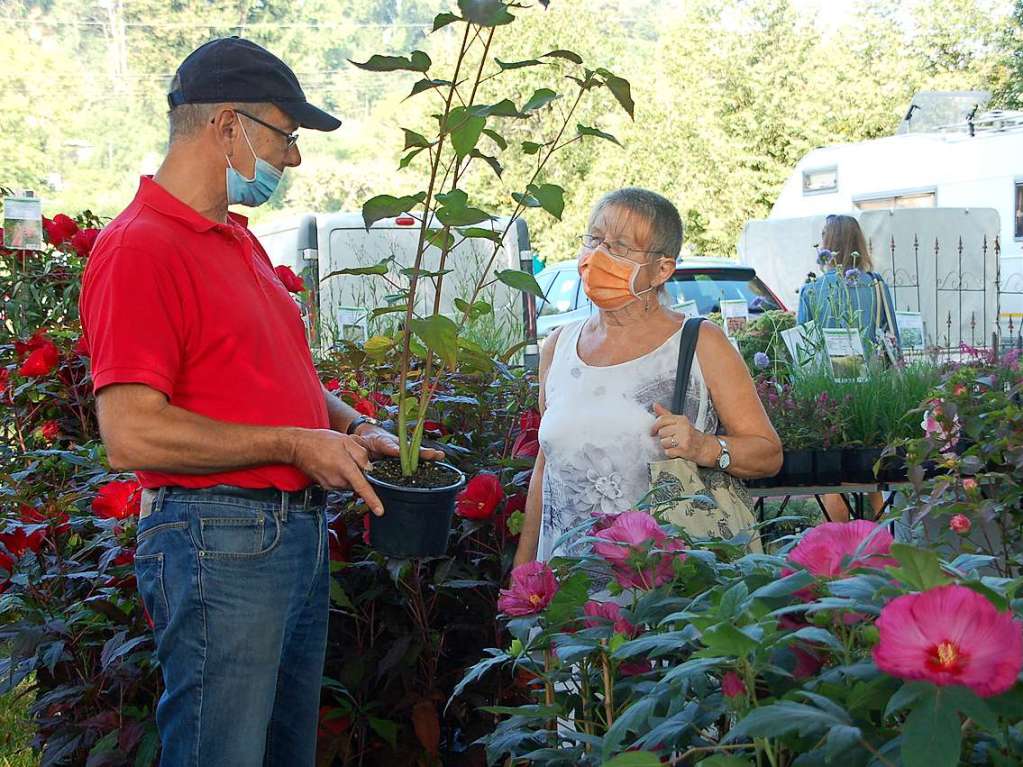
left=80, top=176, right=328, bottom=491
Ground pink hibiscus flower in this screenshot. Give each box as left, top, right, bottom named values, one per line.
left=583, top=600, right=637, bottom=637
left=497, top=561, right=559, bottom=616
left=593, top=511, right=686, bottom=590
left=788, top=520, right=895, bottom=578
left=873, top=584, right=1023, bottom=697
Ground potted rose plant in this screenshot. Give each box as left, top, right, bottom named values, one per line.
left=344, top=0, right=634, bottom=556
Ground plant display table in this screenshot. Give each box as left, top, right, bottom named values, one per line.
left=750, top=482, right=912, bottom=522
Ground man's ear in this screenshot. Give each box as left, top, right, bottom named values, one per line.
left=209, top=108, right=240, bottom=156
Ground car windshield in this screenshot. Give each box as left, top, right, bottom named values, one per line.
left=662, top=269, right=781, bottom=315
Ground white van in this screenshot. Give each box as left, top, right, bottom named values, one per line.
left=254, top=212, right=539, bottom=369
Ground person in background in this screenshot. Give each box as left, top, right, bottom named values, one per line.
left=797, top=214, right=899, bottom=522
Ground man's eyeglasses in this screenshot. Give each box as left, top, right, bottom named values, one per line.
left=232, top=109, right=300, bottom=151
left=578, top=233, right=663, bottom=260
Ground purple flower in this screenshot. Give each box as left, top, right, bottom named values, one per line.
left=816, top=248, right=834, bottom=267
left=753, top=352, right=770, bottom=369
left=844, top=268, right=862, bottom=284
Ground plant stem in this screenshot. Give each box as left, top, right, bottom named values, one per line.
left=600, top=649, right=614, bottom=728
left=670, top=743, right=758, bottom=765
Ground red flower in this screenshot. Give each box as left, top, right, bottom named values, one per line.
left=17, top=332, right=59, bottom=378
left=619, top=659, right=653, bottom=677
left=520, top=409, right=541, bottom=432
left=950, top=514, right=971, bottom=534
left=788, top=520, right=895, bottom=578
left=362, top=514, right=371, bottom=545
left=324, top=378, right=341, bottom=392
left=422, top=420, right=446, bottom=435
left=497, top=561, right=558, bottom=616
left=73, top=335, right=90, bottom=358
left=329, top=520, right=353, bottom=563
left=353, top=398, right=377, bottom=418
left=92, top=481, right=142, bottom=520
left=0, top=368, right=9, bottom=396
left=70, top=228, right=100, bottom=258
left=274, top=265, right=305, bottom=293
left=20, top=504, right=70, bottom=539
left=511, top=428, right=539, bottom=459
left=455, top=473, right=504, bottom=520
left=583, top=600, right=637, bottom=636
left=962, top=477, right=978, bottom=492
left=318, top=706, right=351, bottom=739
left=721, top=671, right=747, bottom=698
left=112, top=548, right=135, bottom=568
left=39, top=420, right=60, bottom=442
left=0, top=550, right=13, bottom=594
left=0, top=526, right=45, bottom=557
left=873, top=584, right=1023, bottom=697
left=370, top=391, right=393, bottom=408
left=42, top=214, right=79, bottom=247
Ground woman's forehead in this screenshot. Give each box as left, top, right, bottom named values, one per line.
left=590, top=204, right=653, bottom=245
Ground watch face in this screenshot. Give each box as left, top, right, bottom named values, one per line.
left=719, top=452, right=731, bottom=469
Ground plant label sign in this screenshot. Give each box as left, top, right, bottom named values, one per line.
left=895, top=311, right=926, bottom=351
left=781, top=321, right=827, bottom=370
left=672, top=299, right=700, bottom=318
left=2, top=194, right=43, bottom=251
left=720, top=298, right=749, bottom=337
left=823, top=327, right=868, bottom=382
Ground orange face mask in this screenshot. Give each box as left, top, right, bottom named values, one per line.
left=579, top=248, right=666, bottom=310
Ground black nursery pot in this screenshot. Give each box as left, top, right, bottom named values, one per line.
left=780, top=449, right=814, bottom=486
left=366, top=462, right=466, bottom=558
left=841, top=447, right=883, bottom=484
left=813, top=449, right=843, bottom=485
left=877, top=448, right=909, bottom=483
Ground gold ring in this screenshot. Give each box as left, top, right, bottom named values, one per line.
left=671, top=437, right=678, bottom=448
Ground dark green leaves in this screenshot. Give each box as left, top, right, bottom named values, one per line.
left=902, top=688, right=962, bottom=767
left=470, top=99, right=526, bottom=118
left=406, top=78, right=453, bottom=100
left=402, top=129, right=432, bottom=150
left=361, top=193, right=426, bottom=229
left=432, top=12, right=460, bottom=31
left=495, top=270, right=544, bottom=298
left=512, top=183, right=564, bottom=219
left=726, top=700, right=849, bottom=742
left=350, top=51, right=431, bottom=73
left=446, top=107, right=487, bottom=157
left=595, top=67, right=635, bottom=118
left=888, top=544, right=951, bottom=591
left=521, top=88, right=559, bottom=113
left=435, top=189, right=492, bottom=226
left=496, top=58, right=545, bottom=71
left=543, top=49, right=584, bottom=64
left=410, top=315, right=459, bottom=369
left=322, top=259, right=390, bottom=280
left=458, top=0, right=515, bottom=26
left=577, top=124, right=622, bottom=146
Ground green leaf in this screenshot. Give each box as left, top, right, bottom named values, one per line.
left=322, top=259, right=390, bottom=280
left=471, top=150, right=503, bottom=178
left=367, top=717, right=399, bottom=749
left=447, top=106, right=486, bottom=158
left=364, top=335, right=396, bottom=358
left=399, top=267, right=453, bottom=279
left=399, top=147, right=426, bottom=169
left=370, top=305, right=408, bottom=319
left=521, top=141, right=544, bottom=155
left=496, top=58, right=545, bottom=70
left=699, top=757, right=752, bottom=767
left=888, top=544, right=951, bottom=591
left=884, top=681, right=930, bottom=718
left=902, top=688, right=962, bottom=767
left=410, top=315, right=459, bottom=370
left=530, top=183, right=565, bottom=220
left=350, top=51, right=431, bottom=73
left=595, top=67, right=635, bottom=118
left=544, top=571, right=590, bottom=626
left=521, top=88, right=559, bottom=113
left=330, top=580, right=354, bottom=610
left=406, top=78, right=453, bottom=100
left=361, top=193, right=426, bottom=229
left=458, top=226, right=503, bottom=243
left=495, top=269, right=544, bottom=298
left=435, top=189, right=469, bottom=207
left=402, top=129, right=432, bottom=149
left=458, top=0, right=515, bottom=27
left=577, top=124, right=622, bottom=146
left=825, top=724, right=863, bottom=761
left=454, top=298, right=493, bottom=319
left=943, top=685, right=999, bottom=732
left=469, top=99, right=524, bottom=118
left=481, top=128, right=507, bottom=150
left=753, top=568, right=815, bottom=599
left=437, top=205, right=491, bottom=227
left=725, top=701, right=848, bottom=743
left=700, top=623, right=759, bottom=657
left=603, top=753, right=663, bottom=767
left=134, top=729, right=159, bottom=767
left=543, top=49, right=584, bottom=64
left=432, top=11, right=460, bottom=31
left=425, top=228, right=455, bottom=251
left=512, top=191, right=541, bottom=208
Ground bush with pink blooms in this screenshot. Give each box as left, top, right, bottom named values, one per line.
left=458, top=503, right=1023, bottom=766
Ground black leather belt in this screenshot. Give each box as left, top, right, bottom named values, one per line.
left=162, top=484, right=328, bottom=508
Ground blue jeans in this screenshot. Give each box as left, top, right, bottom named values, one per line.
left=135, top=486, right=329, bottom=767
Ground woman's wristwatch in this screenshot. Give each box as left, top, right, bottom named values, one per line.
left=714, top=436, right=731, bottom=470
left=346, top=415, right=380, bottom=435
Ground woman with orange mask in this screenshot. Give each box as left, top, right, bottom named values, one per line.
left=513, top=188, right=783, bottom=566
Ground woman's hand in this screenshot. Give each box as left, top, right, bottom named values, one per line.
left=651, top=402, right=716, bottom=464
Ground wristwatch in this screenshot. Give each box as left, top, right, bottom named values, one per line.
left=714, top=436, right=731, bottom=470
left=346, top=415, right=380, bottom=435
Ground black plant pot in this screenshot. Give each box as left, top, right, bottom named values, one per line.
left=748, top=472, right=781, bottom=489
left=780, top=449, right=814, bottom=486
left=841, top=447, right=883, bottom=484
left=366, top=462, right=466, bottom=557
left=813, top=449, right=843, bottom=485
left=877, top=448, right=909, bottom=483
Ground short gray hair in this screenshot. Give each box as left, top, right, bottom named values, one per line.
left=167, top=95, right=271, bottom=144
left=588, top=187, right=684, bottom=261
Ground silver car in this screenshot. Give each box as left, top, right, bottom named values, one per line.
left=534, top=258, right=787, bottom=338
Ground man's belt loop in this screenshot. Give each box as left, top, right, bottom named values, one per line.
left=280, top=490, right=288, bottom=524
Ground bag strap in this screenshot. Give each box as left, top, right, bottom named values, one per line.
left=672, top=317, right=705, bottom=414
left=871, top=272, right=896, bottom=336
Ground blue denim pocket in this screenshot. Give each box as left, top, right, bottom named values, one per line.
left=195, top=502, right=281, bottom=559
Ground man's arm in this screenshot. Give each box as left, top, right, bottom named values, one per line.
left=97, top=383, right=384, bottom=515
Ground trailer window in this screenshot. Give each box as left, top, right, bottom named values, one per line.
left=802, top=167, right=837, bottom=194
left=855, top=191, right=936, bottom=210
left=1015, top=182, right=1023, bottom=239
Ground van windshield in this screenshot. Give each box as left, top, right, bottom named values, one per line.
left=663, top=269, right=782, bottom=315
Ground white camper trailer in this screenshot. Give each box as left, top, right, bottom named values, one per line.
left=253, top=213, right=539, bottom=368
left=740, top=92, right=1023, bottom=347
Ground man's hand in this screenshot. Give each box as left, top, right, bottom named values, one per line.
left=354, top=425, right=445, bottom=462
left=289, top=429, right=385, bottom=516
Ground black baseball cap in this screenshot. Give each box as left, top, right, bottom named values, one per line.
left=167, top=37, right=341, bottom=132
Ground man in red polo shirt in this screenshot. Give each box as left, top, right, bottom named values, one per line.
left=79, top=38, right=439, bottom=767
